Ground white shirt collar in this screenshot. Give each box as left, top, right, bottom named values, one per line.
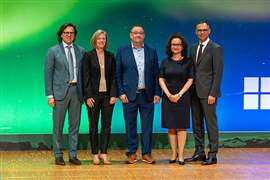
left=131, top=42, right=144, bottom=49
left=199, top=38, right=210, bottom=46
left=62, top=41, right=73, bottom=48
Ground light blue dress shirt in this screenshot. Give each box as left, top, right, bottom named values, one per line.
left=131, top=43, right=145, bottom=89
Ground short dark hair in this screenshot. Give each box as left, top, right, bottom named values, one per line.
left=166, top=34, right=188, bottom=58
left=196, top=19, right=210, bottom=28
left=57, top=23, right=77, bottom=42
left=130, top=24, right=144, bottom=32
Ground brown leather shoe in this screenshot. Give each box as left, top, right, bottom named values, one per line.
left=126, top=153, right=138, bottom=164
left=142, top=154, right=155, bottom=164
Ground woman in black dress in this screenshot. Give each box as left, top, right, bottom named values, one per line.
left=159, top=34, right=193, bottom=165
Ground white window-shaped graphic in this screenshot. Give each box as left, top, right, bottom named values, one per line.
left=244, top=77, right=270, bottom=110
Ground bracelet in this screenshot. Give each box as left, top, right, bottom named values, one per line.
left=178, top=93, right=182, bottom=98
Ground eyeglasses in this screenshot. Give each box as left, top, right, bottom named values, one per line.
left=171, top=43, right=182, bottom=47
left=196, top=29, right=209, bottom=32
left=62, top=31, right=75, bottom=35
left=131, top=31, right=144, bottom=35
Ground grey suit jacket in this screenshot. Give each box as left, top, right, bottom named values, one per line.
left=45, top=43, right=85, bottom=102
left=191, top=40, right=223, bottom=98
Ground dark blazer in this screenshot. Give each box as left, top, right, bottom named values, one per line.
left=191, top=40, right=223, bottom=98
left=116, top=43, right=161, bottom=102
left=83, top=49, right=116, bottom=99
left=45, top=43, right=85, bottom=102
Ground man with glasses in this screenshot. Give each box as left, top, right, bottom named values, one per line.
left=116, top=25, right=160, bottom=164
left=45, top=23, right=85, bottom=165
left=185, top=20, right=223, bottom=165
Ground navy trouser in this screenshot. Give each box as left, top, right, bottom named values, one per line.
left=123, top=91, right=154, bottom=155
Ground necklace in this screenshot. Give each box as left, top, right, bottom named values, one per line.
left=96, top=49, right=105, bottom=67
left=172, top=55, right=184, bottom=61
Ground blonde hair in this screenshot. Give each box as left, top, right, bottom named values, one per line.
left=91, top=29, right=108, bottom=49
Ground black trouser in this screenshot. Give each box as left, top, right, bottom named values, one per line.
left=191, top=91, right=219, bottom=158
left=87, top=93, right=114, bottom=154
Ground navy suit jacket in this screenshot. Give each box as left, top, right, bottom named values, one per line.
left=45, top=43, right=85, bottom=102
left=116, top=43, right=161, bottom=102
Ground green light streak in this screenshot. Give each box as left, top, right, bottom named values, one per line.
left=1, top=0, right=76, bottom=47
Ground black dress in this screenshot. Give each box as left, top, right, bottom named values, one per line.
left=159, top=57, right=193, bottom=129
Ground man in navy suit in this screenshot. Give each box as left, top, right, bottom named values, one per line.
left=116, top=25, right=161, bottom=164
left=45, top=23, right=85, bottom=165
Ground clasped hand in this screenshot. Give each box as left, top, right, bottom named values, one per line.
left=168, top=94, right=181, bottom=103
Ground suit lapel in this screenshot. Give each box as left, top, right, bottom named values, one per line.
left=104, top=50, right=109, bottom=78
left=92, top=49, right=100, bottom=71
left=59, top=43, right=69, bottom=71
left=144, top=44, right=149, bottom=75
left=73, top=44, right=81, bottom=68
left=192, top=44, right=198, bottom=65
left=196, top=41, right=211, bottom=66
left=128, top=45, right=139, bottom=74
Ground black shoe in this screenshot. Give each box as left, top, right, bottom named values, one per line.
left=55, top=157, right=65, bottom=165
left=178, top=160, right=185, bottom=165
left=69, top=157, right=82, bottom=165
left=185, top=153, right=206, bottom=162
left=169, top=159, right=177, bottom=163
left=202, top=157, right=217, bottom=165
left=169, top=153, right=178, bottom=164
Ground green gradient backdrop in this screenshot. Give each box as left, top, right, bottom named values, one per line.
left=1, top=0, right=270, bottom=134
left=1, top=0, right=161, bottom=134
